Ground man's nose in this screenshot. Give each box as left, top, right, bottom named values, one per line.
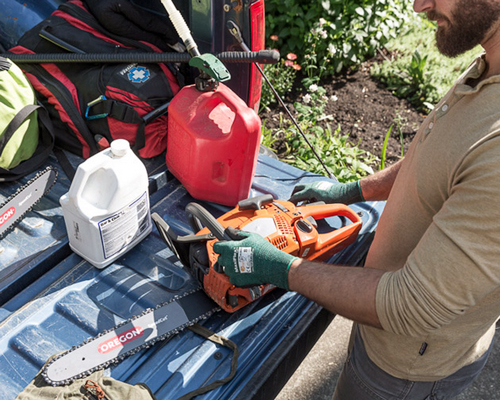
left=413, top=0, right=434, bottom=13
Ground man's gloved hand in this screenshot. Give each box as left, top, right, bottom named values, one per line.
left=289, top=180, right=364, bottom=205
left=84, top=0, right=179, bottom=51
left=213, top=227, right=298, bottom=290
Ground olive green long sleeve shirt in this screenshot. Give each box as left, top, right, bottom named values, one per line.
left=362, top=55, right=500, bottom=380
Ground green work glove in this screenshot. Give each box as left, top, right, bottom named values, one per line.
left=213, top=227, right=298, bottom=290
left=289, top=180, right=364, bottom=205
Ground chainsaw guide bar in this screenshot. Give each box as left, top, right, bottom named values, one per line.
left=42, top=289, right=220, bottom=386
left=0, top=166, right=57, bottom=240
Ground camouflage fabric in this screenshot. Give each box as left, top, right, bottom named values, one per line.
left=16, top=358, right=156, bottom=400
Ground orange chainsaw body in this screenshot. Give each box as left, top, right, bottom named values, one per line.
left=198, top=199, right=362, bottom=312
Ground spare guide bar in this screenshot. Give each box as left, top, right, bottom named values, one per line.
left=0, top=166, right=57, bottom=240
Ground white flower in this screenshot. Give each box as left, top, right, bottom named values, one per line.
left=320, top=30, right=328, bottom=39
left=303, top=94, right=312, bottom=104
left=330, top=95, right=338, bottom=102
left=309, top=84, right=318, bottom=92
left=328, top=43, right=337, bottom=56
left=319, top=18, right=326, bottom=27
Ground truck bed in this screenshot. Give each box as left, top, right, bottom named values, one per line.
left=0, top=151, right=384, bottom=399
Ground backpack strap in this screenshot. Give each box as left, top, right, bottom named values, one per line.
left=0, top=104, right=55, bottom=182
left=0, top=104, right=39, bottom=152
left=86, top=96, right=146, bottom=154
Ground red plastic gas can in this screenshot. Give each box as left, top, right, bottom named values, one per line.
left=166, top=82, right=262, bottom=206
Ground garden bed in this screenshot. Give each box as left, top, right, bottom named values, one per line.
left=260, top=59, right=427, bottom=169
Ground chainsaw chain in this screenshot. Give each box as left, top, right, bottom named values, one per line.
left=0, top=166, right=58, bottom=240
left=42, top=288, right=221, bottom=386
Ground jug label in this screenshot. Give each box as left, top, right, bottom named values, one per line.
left=98, top=192, right=150, bottom=259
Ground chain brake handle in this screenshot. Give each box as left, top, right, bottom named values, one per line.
left=152, top=212, right=215, bottom=268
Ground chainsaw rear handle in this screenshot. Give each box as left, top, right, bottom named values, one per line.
left=298, top=202, right=361, bottom=222
left=4, top=50, right=280, bottom=64
left=296, top=202, right=363, bottom=260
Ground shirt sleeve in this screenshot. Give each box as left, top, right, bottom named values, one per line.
left=376, top=135, right=500, bottom=336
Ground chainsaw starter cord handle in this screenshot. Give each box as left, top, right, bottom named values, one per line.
left=237, top=194, right=274, bottom=211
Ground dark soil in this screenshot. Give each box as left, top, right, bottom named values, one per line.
left=260, top=59, right=427, bottom=168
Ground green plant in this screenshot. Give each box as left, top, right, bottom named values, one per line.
left=294, top=83, right=330, bottom=125
left=283, top=124, right=376, bottom=182
left=260, top=119, right=278, bottom=149
left=260, top=78, right=376, bottom=181
left=371, top=18, right=482, bottom=111
left=378, top=112, right=409, bottom=169
left=379, top=124, right=393, bottom=170
left=265, top=0, right=412, bottom=73
left=377, top=48, right=438, bottom=111
left=260, top=50, right=300, bottom=112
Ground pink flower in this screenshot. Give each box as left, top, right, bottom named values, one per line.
left=286, top=53, right=297, bottom=61
left=292, top=64, right=302, bottom=71
left=284, top=60, right=294, bottom=67
left=270, top=35, right=279, bottom=41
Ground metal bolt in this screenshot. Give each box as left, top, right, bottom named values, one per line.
left=214, top=352, right=223, bottom=360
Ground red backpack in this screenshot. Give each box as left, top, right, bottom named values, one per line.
left=9, top=0, right=182, bottom=159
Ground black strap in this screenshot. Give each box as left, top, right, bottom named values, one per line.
left=175, top=324, right=239, bottom=400
left=92, top=100, right=144, bottom=125
left=88, top=99, right=146, bottom=154
left=53, top=146, right=76, bottom=181
left=0, top=104, right=55, bottom=182
left=0, top=104, right=39, bottom=152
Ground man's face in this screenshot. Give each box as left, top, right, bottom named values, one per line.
left=426, top=0, right=500, bottom=57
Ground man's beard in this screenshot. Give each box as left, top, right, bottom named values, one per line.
left=428, top=0, right=500, bottom=57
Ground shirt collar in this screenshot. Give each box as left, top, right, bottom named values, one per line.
left=456, top=53, right=500, bottom=94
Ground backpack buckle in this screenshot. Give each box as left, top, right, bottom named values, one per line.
left=85, top=95, right=109, bottom=120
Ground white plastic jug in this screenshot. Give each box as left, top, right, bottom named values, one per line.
left=60, top=139, right=151, bottom=268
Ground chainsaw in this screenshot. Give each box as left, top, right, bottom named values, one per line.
left=41, top=193, right=362, bottom=386
left=152, top=194, right=363, bottom=312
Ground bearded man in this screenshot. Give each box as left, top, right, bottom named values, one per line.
left=213, top=0, right=500, bottom=398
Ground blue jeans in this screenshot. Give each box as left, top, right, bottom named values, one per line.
left=332, top=328, right=493, bottom=400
